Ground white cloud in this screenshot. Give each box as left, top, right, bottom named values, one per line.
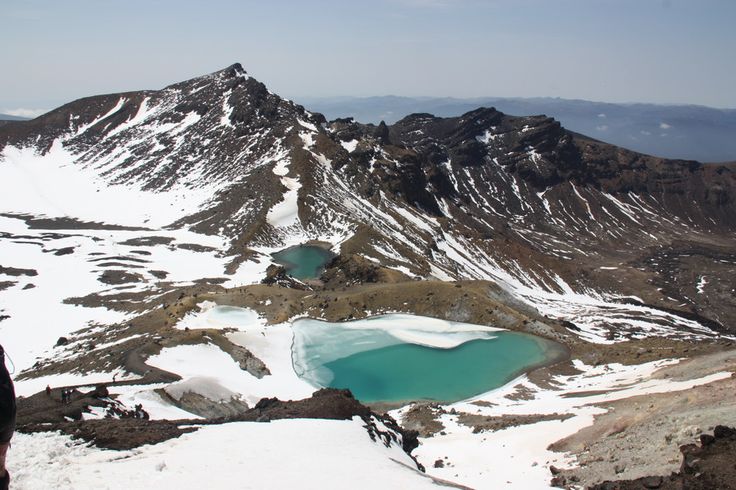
left=659, top=122, right=672, bottom=129
left=640, top=130, right=652, bottom=136
left=597, top=113, right=606, bottom=118
left=2, top=108, right=47, bottom=118
left=596, top=125, right=608, bottom=131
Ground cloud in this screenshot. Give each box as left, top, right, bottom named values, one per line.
left=659, top=122, right=672, bottom=129
left=597, top=113, right=606, bottom=118
left=640, top=130, right=652, bottom=136
left=2, top=108, right=47, bottom=118
left=596, top=125, right=608, bottom=131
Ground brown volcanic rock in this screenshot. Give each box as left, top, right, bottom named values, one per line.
left=248, top=388, right=372, bottom=421
left=261, top=264, right=310, bottom=289
left=244, top=388, right=420, bottom=455
left=586, top=426, right=736, bottom=490
left=20, top=418, right=197, bottom=451
left=320, top=253, right=410, bottom=288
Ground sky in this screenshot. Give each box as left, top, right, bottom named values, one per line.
left=2, top=0, right=735, bottom=117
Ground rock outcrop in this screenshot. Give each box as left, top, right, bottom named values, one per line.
left=585, top=425, right=736, bottom=490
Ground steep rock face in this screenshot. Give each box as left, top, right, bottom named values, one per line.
left=326, top=107, right=736, bottom=337
left=1, top=63, right=735, bottom=339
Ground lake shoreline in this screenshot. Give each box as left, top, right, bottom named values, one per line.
left=367, top=334, right=571, bottom=412
left=271, top=244, right=336, bottom=280
left=291, top=314, right=571, bottom=406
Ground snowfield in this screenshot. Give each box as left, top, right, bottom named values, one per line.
left=0, top=212, right=275, bottom=375
left=8, top=418, right=440, bottom=490
left=0, top=141, right=220, bottom=228
left=147, top=340, right=314, bottom=407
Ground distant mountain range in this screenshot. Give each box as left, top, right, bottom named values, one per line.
left=297, top=96, right=736, bottom=163
left=0, top=113, right=29, bottom=121
left=5, top=96, right=734, bottom=161
left=0, top=113, right=29, bottom=126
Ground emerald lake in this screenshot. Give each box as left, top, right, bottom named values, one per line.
left=291, top=314, right=564, bottom=404
left=271, top=245, right=335, bottom=280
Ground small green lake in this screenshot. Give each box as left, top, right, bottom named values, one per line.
left=271, top=245, right=335, bottom=280
left=291, top=314, right=565, bottom=404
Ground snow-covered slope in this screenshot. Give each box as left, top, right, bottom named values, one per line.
left=9, top=417, right=439, bottom=490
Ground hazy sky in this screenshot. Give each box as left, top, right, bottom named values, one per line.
left=2, top=0, right=735, bottom=116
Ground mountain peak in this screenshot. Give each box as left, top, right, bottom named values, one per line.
left=223, top=62, right=246, bottom=77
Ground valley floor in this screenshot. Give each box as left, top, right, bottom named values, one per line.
left=8, top=304, right=735, bottom=489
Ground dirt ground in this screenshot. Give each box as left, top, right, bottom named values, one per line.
left=550, top=349, right=736, bottom=488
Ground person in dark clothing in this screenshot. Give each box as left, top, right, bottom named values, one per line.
left=0, top=345, right=16, bottom=490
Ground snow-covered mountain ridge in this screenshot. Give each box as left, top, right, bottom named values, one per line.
left=2, top=63, right=736, bottom=490
left=2, top=63, right=734, bottom=346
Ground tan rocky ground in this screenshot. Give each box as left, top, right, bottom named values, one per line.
left=49, top=275, right=735, bottom=382
left=550, top=349, right=736, bottom=488
left=17, top=272, right=736, bottom=489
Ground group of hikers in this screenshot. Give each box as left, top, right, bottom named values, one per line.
left=46, top=385, right=74, bottom=404
left=0, top=345, right=156, bottom=488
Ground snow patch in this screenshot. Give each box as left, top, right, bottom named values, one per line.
left=340, top=139, right=358, bottom=152
left=164, top=376, right=239, bottom=402
left=297, top=119, right=317, bottom=132
left=697, top=276, right=708, bottom=294
left=0, top=141, right=219, bottom=228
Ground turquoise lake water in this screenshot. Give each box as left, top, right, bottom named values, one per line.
left=324, top=335, right=555, bottom=403
left=291, top=315, right=564, bottom=404
left=271, top=245, right=334, bottom=280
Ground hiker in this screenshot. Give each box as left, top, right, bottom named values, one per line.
left=61, top=389, right=68, bottom=404
left=0, top=345, right=16, bottom=490
left=45, top=385, right=51, bottom=397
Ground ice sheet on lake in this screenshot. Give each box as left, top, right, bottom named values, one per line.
left=292, top=314, right=500, bottom=387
